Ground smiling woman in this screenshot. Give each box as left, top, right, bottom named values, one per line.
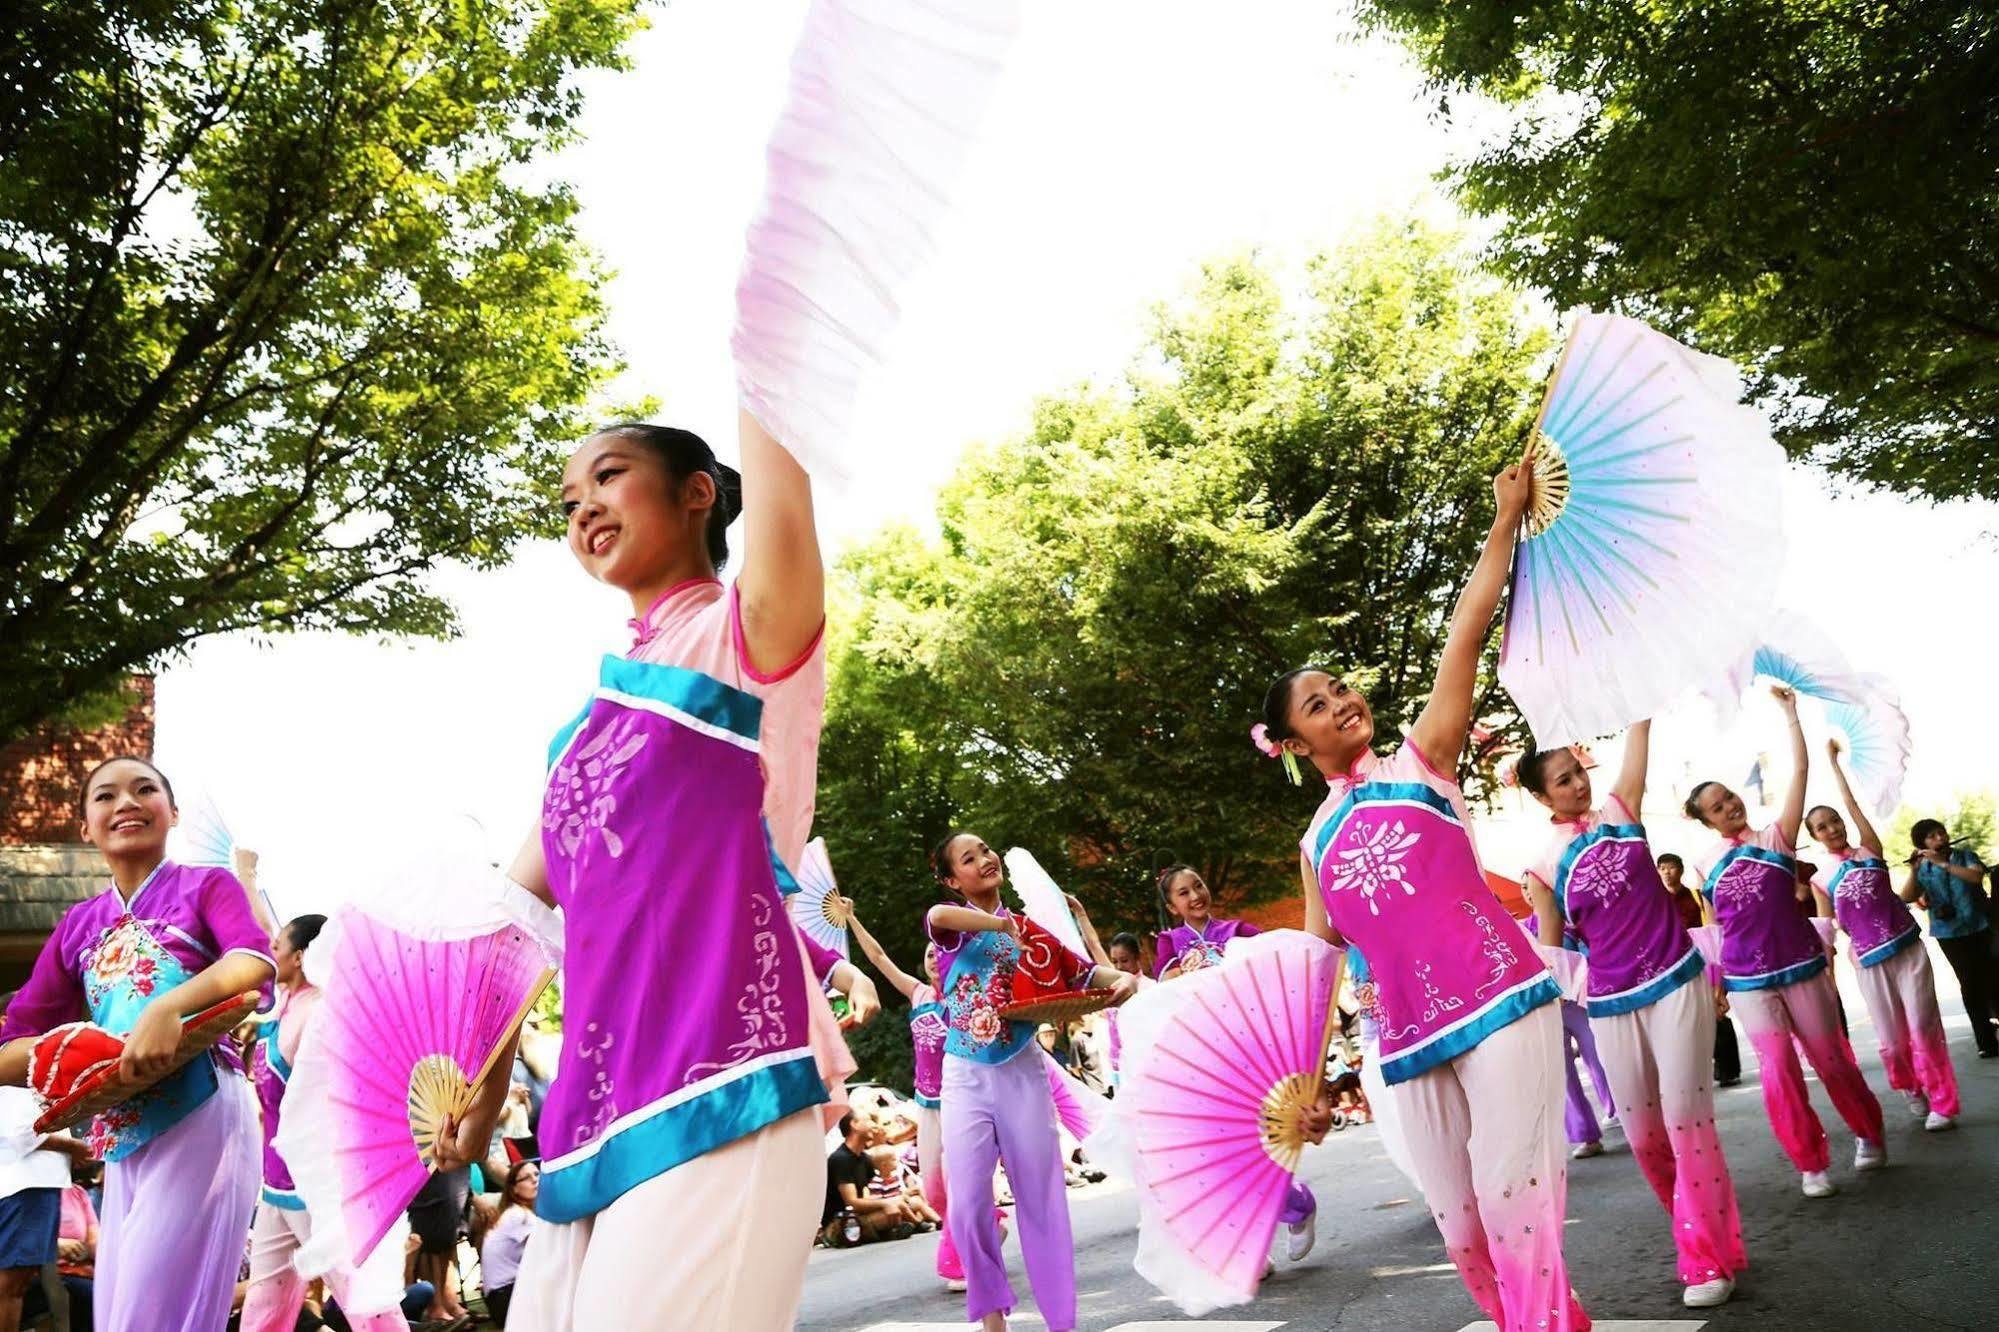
left=0, top=755, right=274, bottom=1332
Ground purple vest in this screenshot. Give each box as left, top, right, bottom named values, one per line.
left=536, top=655, right=826, bottom=1224
left=1153, top=918, right=1254, bottom=979
left=1825, top=852, right=1920, bottom=968
left=908, top=983, right=945, bottom=1109
left=1306, top=747, right=1557, bottom=1085
left=1548, top=816, right=1703, bottom=1015
left=251, top=1012, right=301, bottom=1209
left=1700, top=835, right=1827, bottom=992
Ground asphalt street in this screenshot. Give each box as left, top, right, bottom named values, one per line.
left=797, top=944, right=1999, bottom=1332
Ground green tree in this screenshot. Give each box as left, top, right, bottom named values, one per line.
left=1359, top=1, right=1999, bottom=501
left=821, top=221, right=1553, bottom=1069
left=1888, top=791, right=1997, bottom=864
left=0, top=0, right=643, bottom=742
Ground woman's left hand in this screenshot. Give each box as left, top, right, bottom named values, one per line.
left=118, top=1001, right=183, bottom=1082
left=1769, top=683, right=1798, bottom=714
left=843, top=974, right=881, bottom=1028
left=1299, top=1091, right=1335, bottom=1145
left=1493, top=440, right=1535, bottom=520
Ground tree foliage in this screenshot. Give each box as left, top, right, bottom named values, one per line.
left=821, top=221, right=1552, bottom=1056
left=0, top=0, right=643, bottom=742
left=1360, top=1, right=1999, bottom=501
left=1889, top=790, right=1997, bottom=864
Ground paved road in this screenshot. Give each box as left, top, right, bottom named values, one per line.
left=798, top=947, right=1999, bottom=1331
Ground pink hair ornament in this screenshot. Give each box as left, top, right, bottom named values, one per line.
left=1249, top=724, right=1305, bottom=787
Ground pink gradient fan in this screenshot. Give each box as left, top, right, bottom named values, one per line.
left=309, top=914, right=552, bottom=1265
left=1125, top=931, right=1341, bottom=1298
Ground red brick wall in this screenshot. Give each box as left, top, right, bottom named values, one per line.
left=0, top=676, right=156, bottom=845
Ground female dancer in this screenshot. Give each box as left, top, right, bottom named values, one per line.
left=1808, top=740, right=1959, bottom=1130
left=1263, top=451, right=1588, bottom=1332
left=847, top=908, right=968, bottom=1291
left=0, top=756, right=273, bottom=1331
left=1152, top=866, right=1261, bottom=978
left=434, top=416, right=838, bottom=1330
left=1684, top=687, right=1885, bottom=1198
left=243, top=913, right=408, bottom=1332
left=928, top=832, right=1136, bottom=1332
left=1151, top=864, right=1316, bottom=1261
left=1519, top=722, right=1745, bottom=1309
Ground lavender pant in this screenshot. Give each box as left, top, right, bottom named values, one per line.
left=99, top=1075, right=261, bottom=1332
left=941, top=1049, right=1077, bottom=1330
left=1560, top=999, right=1615, bottom=1145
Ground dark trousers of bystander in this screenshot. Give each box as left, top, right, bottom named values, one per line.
left=1936, top=930, right=1999, bottom=1056
left=1714, top=1014, right=1742, bottom=1084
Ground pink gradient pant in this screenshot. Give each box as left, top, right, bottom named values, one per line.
left=1397, top=1001, right=1590, bottom=1332
left=1590, top=979, right=1747, bottom=1285
left=243, top=1201, right=409, bottom=1332
left=1730, top=972, right=1885, bottom=1173
left=942, top=1049, right=1077, bottom=1330
left=1854, top=944, right=1959, bottom=1118
left=914, top=1104, right=964, bottom=1281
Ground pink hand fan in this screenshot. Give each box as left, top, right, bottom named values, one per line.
left=1123, top=930, right=1342, bottom=1303
left=277, top=865, right=560, bottom=1271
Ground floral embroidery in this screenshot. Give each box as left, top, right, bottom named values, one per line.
left=1413, top=958, right=1463, bottom=1025
left=87, top=1100, right=143, bottom=1158
left=1326, top=818, right=1422, bottom=915
left=1466, top=900, right=1523, bottom=999
left=942, top=932, right=1021, bottom=1053
left=80, top=918, right=166, bottom=1010
left=544, top=715, right=648, bottom=861
left=1177, top=940, right=1223, bottom=972
left=1566, top=848, right=1626, bottom=908
left=683, top=890, right=789, bottom=1083
left=1709, top=860, right=1770, bottom=913
left=569, top=1022, right=618, bottom=1147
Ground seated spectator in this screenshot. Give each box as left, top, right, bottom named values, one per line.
left=479, top=1161, right=538, bottom=1327
left=868, top=1147, right=940, bottom=1228
left=821, top=1113, right=915, bottom=1245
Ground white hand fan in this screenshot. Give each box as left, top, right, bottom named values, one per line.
left=1707, top=609, right=1866, bottom=725
left=732, top=0, right=1022, bottom=482
left=169, top=790, right=236, bottom=868
left=1500, top=311, right=1786, bottom=747
left=788, top=836, right=851, bottom=958
left=1826, top=675, right=1911, bottom=815
left=1003, top=847, right=1091, bottom=963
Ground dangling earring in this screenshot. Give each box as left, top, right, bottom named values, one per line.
left=1280, top=750, right=1305, bottom=787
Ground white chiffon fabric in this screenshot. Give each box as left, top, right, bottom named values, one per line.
left=732, top=0, right=1022, bottom=481
left=278, top=854, right=564, bottom=1301
left=1003, top=847, right=1093, bottom=963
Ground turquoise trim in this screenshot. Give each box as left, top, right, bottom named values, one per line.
left=913, top=1091, right=942, bottom=1110
left=1856, top=925, right=1921, bottom=969
left=261, top=1185, right=306, bottom=1212
left=1699, top=842, right=1798, bottom=904
left=1723, top=952, right=1827, bottom=993
left=765, top=822, right=800, bottom=898
left=1825, top=855, right=1888, bottom=898
left=1585, top=946, right=1703, bottom=1017
left=261, top=1024, right=292, bottom=1083
left=1311, top=781, right=1461, bottom=871
left=537, top=1053, right=826, bottom=1224
left=548, top=655, right=765, bottom=769
left=1378, top=975, right=1560, bottom=1086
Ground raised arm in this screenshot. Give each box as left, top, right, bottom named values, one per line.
left=1771, top=685, right=1809, bottom=847
left=734, top=409, right=824, bottom=675
left=1064, top=893, right=1113, bottom=967
left=1611, top=719, right=1651, bottom=816
left=1825, top=738, right=1882, bottom=854
left=1407, top=447, right=1533, bottom=771
left=848, top=909, right=921, bottom=1001
left=928, top=904, right=1016, bottom=937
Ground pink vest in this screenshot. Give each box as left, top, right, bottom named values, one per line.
left=1304, top=744, right=1556, bottom=1085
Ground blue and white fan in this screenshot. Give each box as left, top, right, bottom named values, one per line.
left=1500, top=311, right=1786, bottom=747
left=1707, top=610, right=1866, bottom=725
left=170, top=789, right=236, bottom=868
left=1825, top=675, right=1912, bottom=816
left=787, top=837, right=850, bottom=959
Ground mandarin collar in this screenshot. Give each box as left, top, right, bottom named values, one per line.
left=627, top=577, right=722, bottom=650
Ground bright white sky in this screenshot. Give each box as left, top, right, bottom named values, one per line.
left=152, top=0, right=1999, bottom=919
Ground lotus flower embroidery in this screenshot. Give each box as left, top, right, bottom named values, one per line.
left=1328, top=820, right=1423, bottom=914
left=545, top=717, right=648, bottom=861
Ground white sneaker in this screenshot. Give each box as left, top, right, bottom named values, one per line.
left=1286, top=1210, right=1317, bottom=1262
left=1570, top=1140, right=1604, bottom=1159
left=1602, top=1113, right=1620, bottom=1130
left=1683, top=1276, right=1735, bottom=1308
left=1925, top=1111, right=1957, bottom=1132
left=1855, top=1138, right=1887, bottom=1171
left=945, top=1278, right=968, bottom=1293
left=1801, top=1170, right=1836, bottom=1198
left=1903, top=1089, right=1929, bottom=1117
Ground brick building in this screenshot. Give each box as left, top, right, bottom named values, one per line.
left=0, top=677, right=155, bottom=989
